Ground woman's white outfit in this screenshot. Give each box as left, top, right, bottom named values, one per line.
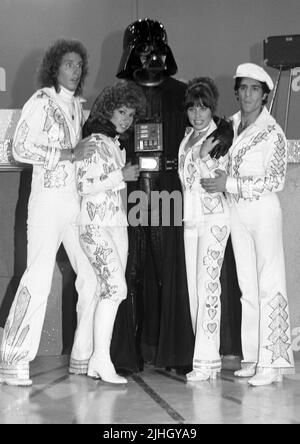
left=76, top=133, right=128, bottom=383
left=226, top=107, right=294, bottom=377
left=178, top=120, right=230, bottom=377
left=0, top=87, right=97, bottom=385
left=77, top=133, right=128, bottom=302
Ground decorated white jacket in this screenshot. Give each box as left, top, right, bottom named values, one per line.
left=12, top=87, right=84, bottom=196
left=178, top=119, right=229, bottom=225
left=77, top=133, right=127, bottom=227
left=226, top=107, right=287, bottom=202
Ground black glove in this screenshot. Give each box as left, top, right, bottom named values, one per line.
left=208, top=116, right=233, bottom=159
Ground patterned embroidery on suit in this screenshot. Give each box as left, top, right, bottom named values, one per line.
left=233, top=129, right=270, bottom=178
left=80, top=227, right=119, bottom=300
left=97, top=140, right=112, bottom=164
left=43, top=101, right=72, bottom=150
left=44, top=165, right=68, bottom=188
left=211, top=225, right=228, bottom=243
left=77, top=139, right=119, bottom=197
left=239, top=133, right=286, bottom=198
left=202, top=226, right=228, bottom=337
left=42, top=100, right=72, bottom=187
left=232, top=127, right=286, bottom=200
left=1, top=286, right=31, bottom=365
left=185, top=163, right=197, bottom=188
left=14, top=121, right=48, bottom=162
left=265, top=292, right=292, bottom=364
left=87, top=201, right=107, bottom=221
left=94, top=245, right=118, bottom=300
left=202, top=195, right=224, bottom=215
left=80, top=227, right=96, bottom=245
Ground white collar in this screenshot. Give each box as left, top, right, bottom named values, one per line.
left=58, top=85, right=75, bottom=102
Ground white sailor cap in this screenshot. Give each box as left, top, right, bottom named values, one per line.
left=234, top=63, right=274, bottom=91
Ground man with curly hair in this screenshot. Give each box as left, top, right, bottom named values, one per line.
left=0, top=38, right=97, bottom=386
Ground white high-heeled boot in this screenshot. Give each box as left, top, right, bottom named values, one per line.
left=186, top=369, right=218, bottom=382
left=87, top=299, right=127, bottom=384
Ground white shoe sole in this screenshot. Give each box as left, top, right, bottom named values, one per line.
left=248, top=375, right=283, bottom=386
left=0, top=377, right=32, bottom=387
left=87, top=369, right=128, bottom=384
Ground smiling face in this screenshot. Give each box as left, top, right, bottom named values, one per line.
left=187, top=103, right=212, bottom=132
left=237, top=77, right=266, bottom=119
left=110, top=106, right=136, bottom=133
left=57, top=52, right=83, bottom=92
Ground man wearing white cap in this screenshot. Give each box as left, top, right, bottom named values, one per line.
left=201, top=62, right=294, bottom=386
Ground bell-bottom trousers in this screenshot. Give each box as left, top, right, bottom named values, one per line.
left=229, top=194, right=294, bottom=374
left=69, top=225, right=128, bottom=374
left=0, top=193, right=97, bottom=381
left=184, top=215, right=230, bottom=372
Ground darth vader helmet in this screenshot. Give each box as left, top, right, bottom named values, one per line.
left=117, top=18, right=178, bottom=86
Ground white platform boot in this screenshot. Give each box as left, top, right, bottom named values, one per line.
left=87, top=299, right=127, bottom=384
left=0, top=362, right=32, bottom=386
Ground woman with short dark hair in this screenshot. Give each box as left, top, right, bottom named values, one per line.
left=178, top=77, right=233, bottom=381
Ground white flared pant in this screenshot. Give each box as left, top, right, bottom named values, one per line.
left=0, top=192, right=97, bottom=380
left=229, top=194, right=294, bottom=373
left=184, top=215, right=230, bottom=372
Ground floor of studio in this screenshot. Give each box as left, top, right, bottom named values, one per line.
left=0, top=355, right=299, bottom=424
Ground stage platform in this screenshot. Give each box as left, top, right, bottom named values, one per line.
left=0, top=355, right=299, bottom=424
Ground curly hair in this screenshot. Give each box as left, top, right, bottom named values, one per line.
left=88, top=80, right=146, bottom=124
left=37, top=38, right=89, bottom=96
left=184, top=77, right=219, bottom=115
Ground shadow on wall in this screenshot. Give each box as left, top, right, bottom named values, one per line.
left=9, top=49, right=43, bottom=108
left=215, top=74, right=237, bottom=118
left=85, top=30, right=124, bottom=108
left=0, top=170, right=31, bottom=329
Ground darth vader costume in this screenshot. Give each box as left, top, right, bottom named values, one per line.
left=103, top=18, right=241, bottom=372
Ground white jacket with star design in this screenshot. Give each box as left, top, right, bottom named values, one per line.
left=226, top=106, right=287, bottom=203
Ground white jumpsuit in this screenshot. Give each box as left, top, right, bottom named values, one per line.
left=0, top=87, right=97, bottom=382
left=226, top=106, right=294, bottom=374
left=76, top=133, right=128, bottom=305
left=178, top=121, right=230, bottom=373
